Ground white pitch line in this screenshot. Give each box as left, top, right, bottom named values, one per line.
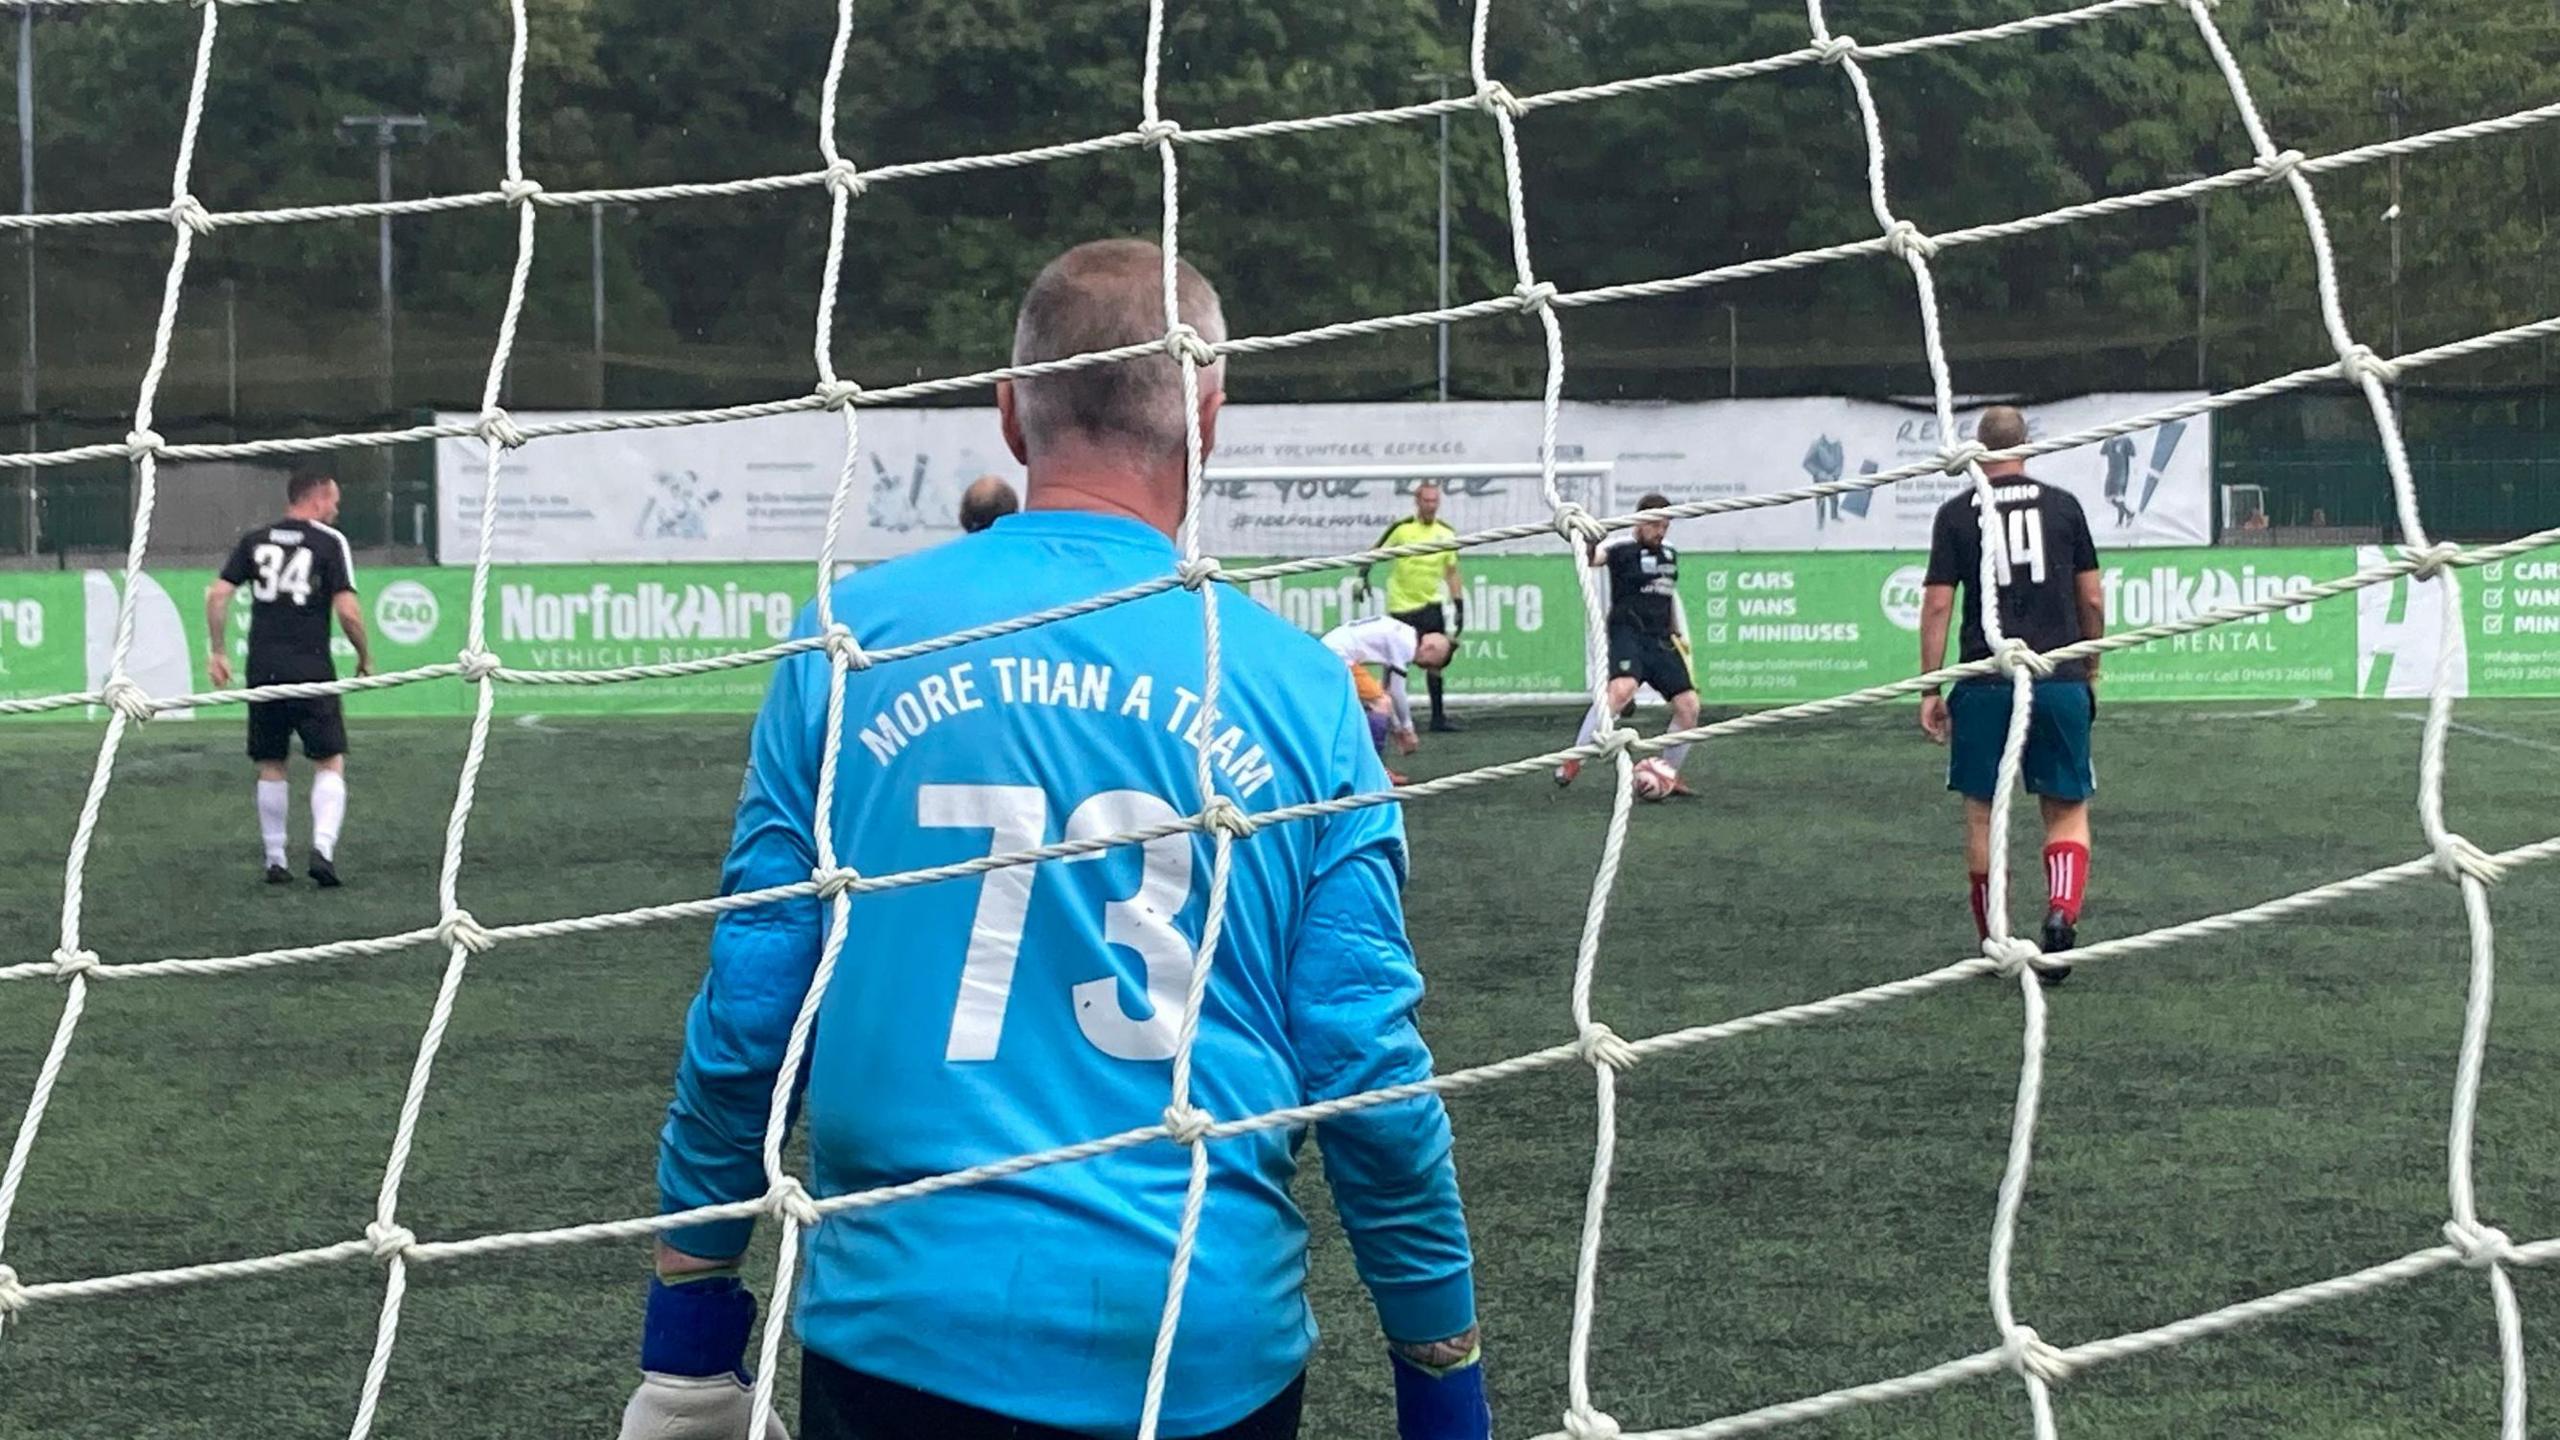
left=510, top=713, right=565, bottom=736
left=2195, top=697, right=2319, bottom=720
left=2394, top=712, right=2560, bottom=756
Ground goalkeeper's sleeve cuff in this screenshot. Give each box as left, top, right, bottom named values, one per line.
left=1390, top=1345, right=1492, bottom=1440
left=1371, top=1271, right=1477, bottom=1353
left=640, top=1273, right=759, bottom=1380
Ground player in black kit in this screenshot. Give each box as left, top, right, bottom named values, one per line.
left=1555, top=492, right=1698, bottom=794
left=206, top=468, right=374, bottom=887
left=1917, top=406, right=2104, bottom=985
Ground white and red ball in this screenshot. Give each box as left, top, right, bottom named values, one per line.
left=1632, top=757, right=1678, bottom=801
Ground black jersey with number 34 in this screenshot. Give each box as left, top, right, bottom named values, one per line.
left=1924, top=477, right=2098, bottom=683
left=220, top=519, right=358, bottom=682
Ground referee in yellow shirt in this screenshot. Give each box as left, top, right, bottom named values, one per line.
left=1359, top=481, right=1464, bottom=731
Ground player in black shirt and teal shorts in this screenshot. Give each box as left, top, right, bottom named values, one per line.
left=1917, top=407, right=2104, bottom=985
left=206, top=469, right=375, bottom=888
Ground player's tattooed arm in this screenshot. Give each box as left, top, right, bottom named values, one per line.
left=2075, top=568, right=2105, bottom=682
left=1917, top=583, right=1956, bottom=742
left=333, top=591, right=376, bottom=677
left=205, top=579, right=236, bottom=687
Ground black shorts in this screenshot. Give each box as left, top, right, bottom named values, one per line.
left=1392, top=602, right=1449, bottom=637
left=800, top=1350, right=1304, bottom=1440
left=1608, top=621, right=1692, bottom=699
left=246, top=694, right=347, bottom=763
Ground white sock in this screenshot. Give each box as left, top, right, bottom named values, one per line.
left=310, top=770, right=347, bottom=862
left=256, top=779, right=289, bottom=867
left=1575, top=701, right=1607, bottom=749
left=1662, top=738, right=1694, bottom=772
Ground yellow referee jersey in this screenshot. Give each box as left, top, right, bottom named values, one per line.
left=1376, top=517, right=1457, bottom=613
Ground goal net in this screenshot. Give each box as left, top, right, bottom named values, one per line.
left=3, top=1, right=2558, bottom=1438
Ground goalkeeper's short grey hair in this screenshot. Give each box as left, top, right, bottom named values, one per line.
left=1010, top=239, right=1226, bottom=460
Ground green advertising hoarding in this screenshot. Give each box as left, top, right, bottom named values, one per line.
left=1677, top=550, right=2358, bottom=703
left=3, top=547, right=2556, bottom=722
left=0, top=564, right=813, bottom=720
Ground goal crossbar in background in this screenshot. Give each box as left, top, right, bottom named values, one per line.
left=0, top=2, right=2550, bottom=1440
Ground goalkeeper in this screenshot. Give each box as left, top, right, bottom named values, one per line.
left=622, top=239, right=1488, bottom=1440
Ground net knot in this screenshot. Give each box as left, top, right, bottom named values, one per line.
left=50, top=947, right=100, bottom=982
left=1513, top=280, right=1558, bottom=314
left=2444, top=1219, right=2517, bottom=1268
left=1163, top=323, right=1219, bottom=368
left=816, top=378, right=863, bottom=410
left=167, top=194, right=214, bottom=235
left=99, top=677, right=156, bottom=722
left=1984, top=935, right=2044, bottom=979
left=498, top=177, right=545, bottom=206
left=1199, top=796, right=1258, bottom=839
left=1815, top=35, right=1859, bottom=65
left=765, top=1177, right=822, bottom=1228
left=1591, top=725, right=1641, bottom=761
left=1474, top=80, right=1526, bottom=121
left=2432, top=833, right=2508, bottom=887
left=1549, top=503, right=1608, bottom=548
left=1938, top=439, right=1989, bottom=474
left=1577, top=1023, right=1638, bottom=1072
left=2255, top=148, right=2306, bottom=185
left=2338, top=344, right=2402, bottom=387
left=1135, top=118, right=1183, bottom=147
left=2002, top=1324, right=2070, bottom=1385
left=456, top=647, right=502, bottom=682
left=1994, top=638, right=2055, bottom=678
left=436, top=910, right=496, bottom=955
left=364, top=1221, right=417, bottom=1262
left=476, top=407, right=528, bottom=450
left=814, top=866, right=860, bottom=900
left=2397, top=540, right=2461, bottom=582
left=823, top=159, right=866, bottom=198
left=1884, top=220, right=1939, bottom=260
left=124, top=428, right=166, bottom=459
left=0, top=1264, right=24, bottom=1318
left=1562, top=1409, right=1622, bottom=1440
left=1177, top=556, right=1224, bottom=590
left=1162, top=1104, right=1215, bottom=1145
left=824, top=623, right=872, bottom=670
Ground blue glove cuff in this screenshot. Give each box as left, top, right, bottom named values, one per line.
left=1390, top=1347, right=1491, bottom=1440
left=640, top=1274, right=757, bottom=1380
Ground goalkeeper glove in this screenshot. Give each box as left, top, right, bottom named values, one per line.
left=618, top=1273, right=790, bottom=1440
left=1390, top=1344, right=1492, bottom=1440
left=1446, top=595, right=1465, bottom=637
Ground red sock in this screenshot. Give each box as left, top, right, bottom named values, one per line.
left=2044, top=841, right=2089, bottom=922
left=1969, top=872, right=1992, bottom=940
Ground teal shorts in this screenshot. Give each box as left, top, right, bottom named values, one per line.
left=1947, top=679, right=2095, bottom=801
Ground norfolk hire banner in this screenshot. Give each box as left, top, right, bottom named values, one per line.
left=4, top=548, right=2557, bottom=721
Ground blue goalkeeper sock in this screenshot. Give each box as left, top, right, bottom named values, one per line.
left=1389, top=1346, right=1491, bottom=1440
left=640, top=1272, right=758, bottom=1381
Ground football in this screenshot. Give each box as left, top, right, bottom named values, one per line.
left=1633, top=757, right=1678, bottom=801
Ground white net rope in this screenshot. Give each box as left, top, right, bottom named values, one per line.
left=0, top=1, right=2552, bottom=1437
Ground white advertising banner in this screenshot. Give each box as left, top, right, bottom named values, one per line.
left=436, top=394, right=2208, bottom=564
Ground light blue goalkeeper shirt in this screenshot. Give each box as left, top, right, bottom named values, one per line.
left=655, top=508, right=1475, bottom=1437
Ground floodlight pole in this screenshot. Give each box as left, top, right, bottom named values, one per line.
left=338, top=114, right=428, bottom=415
left=591, top=202, right=605, bottom=407
left=1417, top=70, right=1459, bottom=402
left=17, top=5, right=36, bottom=554
left=2169, top=172, right=2210, bottom=387
left=588, top=201, right=634, bottom=408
